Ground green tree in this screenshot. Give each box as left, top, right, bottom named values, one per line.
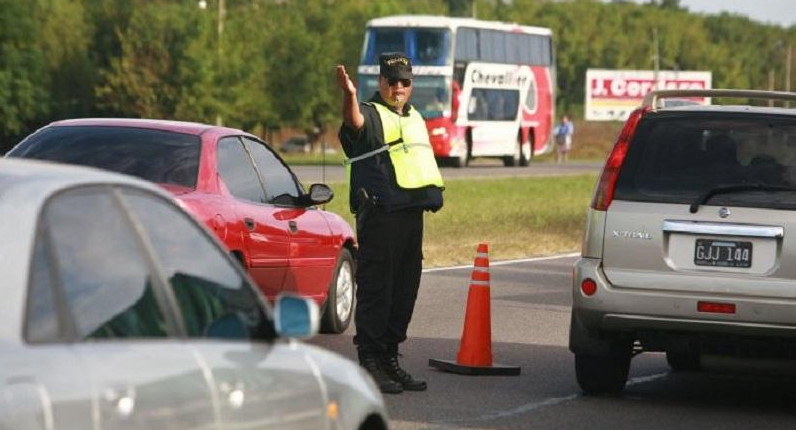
left=448, top=0, right=472, bottom=17
left=0, top=0, right=95, bottom=151
left=96, top=2, right=202, bottom=118
left=38, top=0, right=94, bottom=120
left=0, top=0, right=49, bottom=138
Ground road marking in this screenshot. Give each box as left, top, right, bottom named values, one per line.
left=401, top=372, right=669, bottom=429
left=423, top=252, right=580, bottom=274
left=626, top=372, right=668, bottom=387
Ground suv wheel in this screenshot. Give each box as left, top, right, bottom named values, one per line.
left=575, top=352, right=631, bottom=395
left=320, top=248, right=355, bottom=334
left=666, top=350, right=701, bottom=372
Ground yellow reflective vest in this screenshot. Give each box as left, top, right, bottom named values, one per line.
left=346, top=102, right=444, bottom=190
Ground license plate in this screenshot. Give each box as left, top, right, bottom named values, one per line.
left=694, top=239, right=752, bottom=268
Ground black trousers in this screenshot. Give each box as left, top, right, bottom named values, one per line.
left=354, top=206, right=424, bottom=356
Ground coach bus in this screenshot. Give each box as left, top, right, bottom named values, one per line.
left=357, top=15, right=556, bottom=167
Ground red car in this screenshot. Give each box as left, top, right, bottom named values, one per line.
left=7, top=118, right=356, bottom=333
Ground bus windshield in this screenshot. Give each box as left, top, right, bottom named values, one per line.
left=362, top=27, right=452, bottom=66
left=356, top=75, right=451, bottom=119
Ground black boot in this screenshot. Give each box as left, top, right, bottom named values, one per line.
left=380, top=354, right=427, bottom=391
left=359, top=352, right=403, bottom=394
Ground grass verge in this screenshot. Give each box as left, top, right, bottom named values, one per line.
left=323, top=173, right=598, bottom=268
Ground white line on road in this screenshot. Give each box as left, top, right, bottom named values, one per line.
left=423, top=252, right=580, bottom=274
left=406, top=372, right=669, bottom=429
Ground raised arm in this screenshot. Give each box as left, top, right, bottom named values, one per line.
left=337, top=65, right=365, bottom=131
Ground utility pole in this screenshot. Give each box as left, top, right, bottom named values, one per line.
left=769, top=69, right=776, bottom=107
left=218, top=0, right=225, bottom=54
left=652, top=28, right=660, bottom=89
left=787, top=43, right=792, bottom=107
left=200, top=0, right=226, bottom=125
left=216, top=0, right=225, bottom=126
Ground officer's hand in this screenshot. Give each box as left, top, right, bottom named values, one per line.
left=336, top=65, right=356, bottom=96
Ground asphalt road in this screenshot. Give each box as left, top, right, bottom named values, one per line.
left=292, top=160, right=602, bottom=185
left=311, top=254, right=796, bottom=430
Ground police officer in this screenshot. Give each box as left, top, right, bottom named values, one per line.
left=336, top=52, right=444, bottom=394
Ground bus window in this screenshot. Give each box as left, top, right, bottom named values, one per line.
left=414, top=29, right=450, bottom=65
left=530, top=35, right=552, bottom=65
left=524, top=77, right=537, bottom=112
left=481, top=30, right=501, bottom=63
left=412, top=76, right=451, bottom=119
left=356, top=75, right=380, bottom=102
left=468, top=89, right=519, bottom=121
left=519, top=34, right=533, bottom=64
left=364, top=28, right=405, bottom=64
left=455, top=28, right=479, bottom=61
left=364, top=27, right=451, bottom=66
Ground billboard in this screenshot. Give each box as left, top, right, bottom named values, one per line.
left=585, top=69, right=712, bottom=121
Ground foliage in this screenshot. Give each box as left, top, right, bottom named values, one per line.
left=0, top=0, right=793, bottom=152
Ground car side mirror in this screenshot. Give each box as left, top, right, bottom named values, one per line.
left=298, top=183, right=334, bottom=207
left=273, top=294, right=319, bottom=339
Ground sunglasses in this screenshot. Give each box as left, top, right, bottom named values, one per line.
left=387, top=78, right=412, bottom=87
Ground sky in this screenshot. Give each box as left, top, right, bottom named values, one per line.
left=665, top=0, right=795, bottom=28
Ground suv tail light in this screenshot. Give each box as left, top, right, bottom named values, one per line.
left=590, top=107, right=649, bottom=211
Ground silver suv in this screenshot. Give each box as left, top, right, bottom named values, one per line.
left=571, top=89, right=796, bottom=394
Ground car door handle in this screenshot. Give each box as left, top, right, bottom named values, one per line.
left=288, top=220, right=298, bottom=233
left=244, top=218, right=255, bottom=231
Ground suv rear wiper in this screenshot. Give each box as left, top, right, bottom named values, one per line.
left=690, top=184, right=796, bottom=213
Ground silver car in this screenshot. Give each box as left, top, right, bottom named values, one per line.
left=0, top=158, right=388, bottom=429
left=571, top=89, right=796, bottom=394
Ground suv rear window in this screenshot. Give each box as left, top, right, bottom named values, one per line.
left=614, top=111, right=796, bottom=210
left=8, top=126, right=200, bottom=188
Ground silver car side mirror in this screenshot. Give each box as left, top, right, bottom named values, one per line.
left=273, top=294, right=320, bottom=339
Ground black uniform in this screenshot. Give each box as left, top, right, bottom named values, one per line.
left=338, top=92, right=443, bottom=357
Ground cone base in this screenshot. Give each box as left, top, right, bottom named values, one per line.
left=428, top=358, right=521, bottom=376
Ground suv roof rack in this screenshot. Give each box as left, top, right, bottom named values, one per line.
left=643, top=89, right=796, bottom=109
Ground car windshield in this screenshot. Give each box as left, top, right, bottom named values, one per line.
left=614, top=111, right=796, bottom=210
left=8, top=126, right=201, bottom=189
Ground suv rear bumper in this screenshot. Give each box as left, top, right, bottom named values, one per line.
left=571, top=257, right=796, bottom=356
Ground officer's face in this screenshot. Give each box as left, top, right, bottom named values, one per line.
left=379, top=76, right=412, bottom=112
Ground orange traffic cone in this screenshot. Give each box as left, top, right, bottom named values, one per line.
left=429, top=243, right=521, bottom=376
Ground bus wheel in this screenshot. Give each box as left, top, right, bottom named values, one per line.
left=450, top=153, right=467, bottom=168
left=519, top=137, right=532, bottom=167
left=502, top=138, right=522, bottom=167
left=464, top=131, right=473, bottom=167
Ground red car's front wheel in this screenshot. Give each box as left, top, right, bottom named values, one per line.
left=320, top=248, right=355, bottom=333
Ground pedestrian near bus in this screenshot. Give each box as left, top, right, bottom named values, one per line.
left=336, top=52, right=444, bottom=394
left=555, top=114, right=574, bottom=163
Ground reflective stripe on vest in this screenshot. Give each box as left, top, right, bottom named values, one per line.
left=371, top=102, right=444, bottom=189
